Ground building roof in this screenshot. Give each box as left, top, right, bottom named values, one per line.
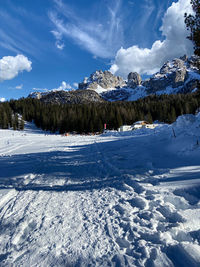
left=133, top=121, right=149, bottom=125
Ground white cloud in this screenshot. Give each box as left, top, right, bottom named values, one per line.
left=56, top=43, right=65, bottom=50
left=0, top=97, right=6, bottom=102
left=33, top=81, right=74, bottom=92
left=55, top=81, right=72, bottom=91
left=49, top=0, right=124, bottom=58
left=51, top=30, right=65, bottom=50
left=32, top=87, right=48, bottom=92
left=51, top=30, right=62, bottom=40
left=110, top=0, right=194, bottom=78
left=0, top=54, right=32, bottom=81
left=15, top=84, right=23, bottom=89
left=73, top=82, right=78, bottom=88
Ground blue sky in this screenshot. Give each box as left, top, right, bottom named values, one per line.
left=0, top=0, right=194, bottom=100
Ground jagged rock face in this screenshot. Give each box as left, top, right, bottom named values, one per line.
left=29, top=90, right=105, bottom=104
left=160, top=59, right=185, bottom=74
left=101, top=89, right=130, bottom=101
left=143, top=78, right=170, bottom=94
left=127, top=72, right=142, bottom=88
left=171, top=68, right=188, bottom=87
left=144, top=58, right=189, bottom=93
left=79, top=70, right=125, bottom=90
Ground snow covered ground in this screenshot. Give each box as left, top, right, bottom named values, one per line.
left=0, top=115, right=200, bottom=267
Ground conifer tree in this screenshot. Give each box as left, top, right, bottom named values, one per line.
left=169, top=107, right=177, bottom=123
left=2, top=111, right=9, bottom=129
left=115, top=112, right=123, bottom=129
left=146, top=112, right=153, bottom=123
left=13, top=114, right=19, bottom=130
left=19, top=118, right=25, bottom=130
left=185, top=0, right=200, bottom=56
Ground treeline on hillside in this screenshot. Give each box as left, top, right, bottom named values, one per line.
left=0, top=90, right=199, bottom=133
left=0, top=102, right=24, bottom=130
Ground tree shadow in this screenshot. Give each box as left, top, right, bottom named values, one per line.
left=0, top=140, right=127, bottom=191
left=0, top=134, right=200, bottom=192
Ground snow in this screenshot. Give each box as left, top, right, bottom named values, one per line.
left=95, top=85, right=116, bottom=94
left=126, top=86, right=147, bottom=101
left=156, top=85, right=180, bottom=96
left=0, top=114, right=200, bottom=266
left=187, top=69, right=200, bottom=81
left=100, top=86, right=148, bottom=102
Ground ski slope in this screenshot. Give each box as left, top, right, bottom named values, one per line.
left=0, top=115, right=200, bottom=267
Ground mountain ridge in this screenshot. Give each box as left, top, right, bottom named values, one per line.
left=29, top=55, right=200, bottom=104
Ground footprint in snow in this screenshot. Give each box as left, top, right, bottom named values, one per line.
left=116, top=237, right=130, bottom=249
left=114, top=204, right=126, bottom=216
left=156, top=206, right=185, bottom=224
left=128, top=197, right=149, bottom=210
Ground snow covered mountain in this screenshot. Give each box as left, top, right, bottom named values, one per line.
left=79, top=55, right=200, bottom=101
left=29, top=55, right=200, bottom=104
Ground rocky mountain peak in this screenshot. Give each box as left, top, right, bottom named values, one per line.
left=127, top=72, right=142, bottom=88
left=78, top=70, right=125, bottom=90
left=159, top=58, right=186, bottom=75
left=142, top=55, right=199, bottom=94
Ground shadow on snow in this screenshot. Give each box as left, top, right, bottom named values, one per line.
left=0, top=135, right=200, bottom=192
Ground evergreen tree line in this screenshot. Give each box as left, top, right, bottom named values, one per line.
left=0, top=102, right=24, bottom=130
left=1, top=89, right=199, bottom=133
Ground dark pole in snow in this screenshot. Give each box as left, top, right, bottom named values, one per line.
left=172, top=128, right=176, bottom=138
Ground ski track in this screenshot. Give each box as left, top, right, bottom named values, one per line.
left=0, top=120, right=200, bottom=266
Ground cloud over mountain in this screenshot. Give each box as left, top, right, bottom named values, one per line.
left=110, top=0, right=194, bottom=78
left=56, top=81, right=72, bottom=91
left=0, top=54, right=32, bottom=82
left=33, top=81, right=74, bottom=92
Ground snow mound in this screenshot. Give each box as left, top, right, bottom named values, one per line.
left=172, top=113, right=200, bottom=139
left=173, top=114, right=197, bottom=128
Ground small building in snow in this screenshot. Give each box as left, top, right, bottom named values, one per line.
left=133, top=121, right=159, bottom=130
left=119, top=125, right=133, bottom=132
left=132, top=121, right=149, bottom=129
left=118, top=121, right=159, bottom=132
left=145, top=124, right=158, bottom=129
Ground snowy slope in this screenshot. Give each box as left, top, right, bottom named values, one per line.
left=0, top=116, right=200, bottom=266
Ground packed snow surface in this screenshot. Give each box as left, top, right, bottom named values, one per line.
left=0, top=115, right=200, bottom=267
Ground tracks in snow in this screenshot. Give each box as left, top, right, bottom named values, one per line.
left=89, top=138, right=200, bottom=266
left=0, top=134, right=200, bottom=266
